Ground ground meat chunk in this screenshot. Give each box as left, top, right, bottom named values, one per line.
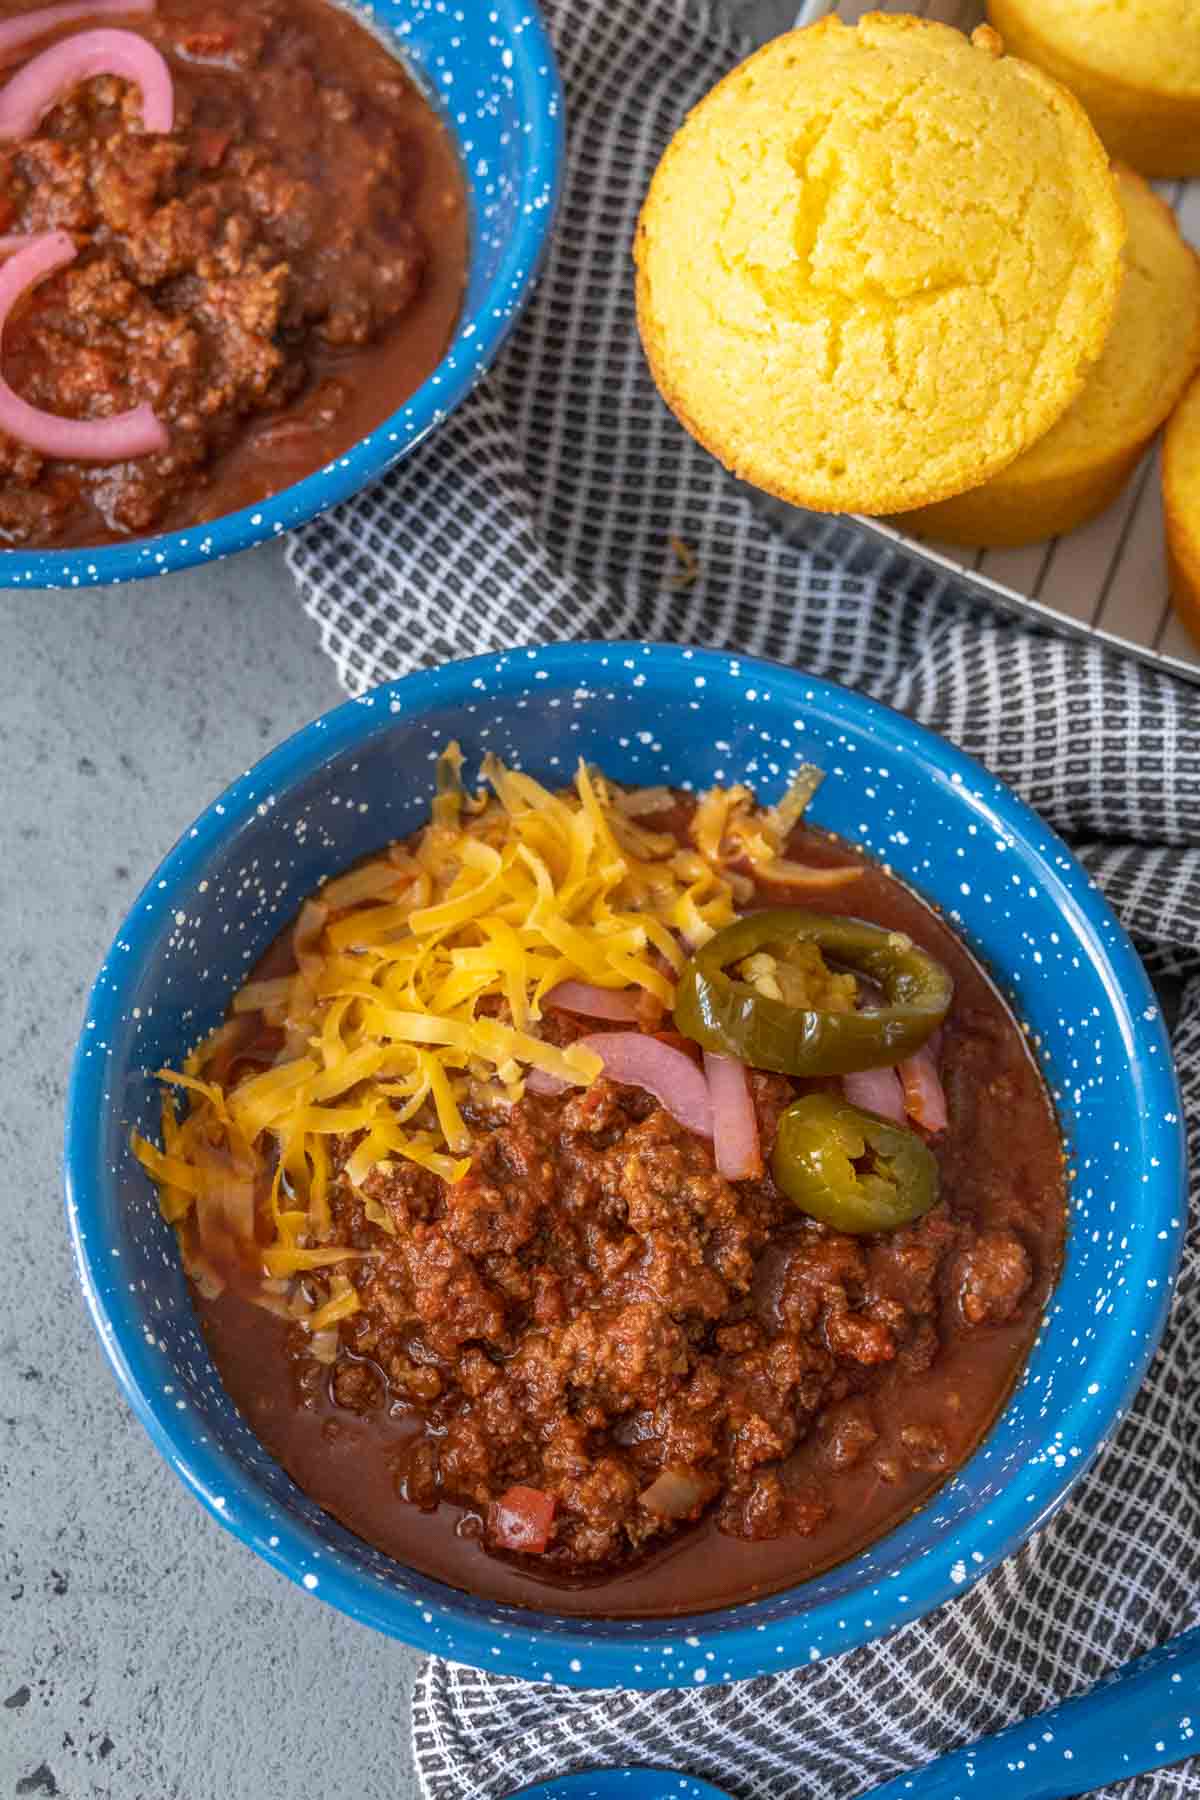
left=775, top=1231, right=869, bottom=1335
left=717, top=1470, right=830, bottom=1541
left=0, top=476, right=72, bottom=546
left=441, top=1111, right=556, bottom=1257
left=825, top=1306, right=897, bottom=1366
left=821, top=1400, right=879, bottom=1472
left=331, top=1358, right=382, bottom=1414
left=401, top=1226, right=508, bottom=1357
left=316, top=233, right=426, bottom=348
left=386, top=1355, right=442, bottom=1404
left=897, top=1317, right=940, bottom=1376
left=184, top=266, right=290, bottom=407
left=558, top=1303, right=690, bottom=1408
left=619, top=1110, right=739, bottom=1240
left=93, top=136, right=188, bottom=239
left=559, top=1076, right=636, bottom=1142
left=7, top=138, right=97, bottom=233
left=394, top=1436, right=440, bottom=1511
left=358, top=1157, right=441, bottom=1232
left=722, top=1334, right=834, bottom=1475
left=899, top=1424, right=951, bottom=1472
left=555, top=1458, right=643, bottom=1565
left=624, top=1227, right=731, bottom=1319
left=865, top=1206, right=959, bottom=1316
left=952, top=1229, right=1033, bottom=1326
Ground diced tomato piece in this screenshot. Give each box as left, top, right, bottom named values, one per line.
left=180, top=26, right=236, bottom=59
left=488, top=1484, right=556, bottom=1554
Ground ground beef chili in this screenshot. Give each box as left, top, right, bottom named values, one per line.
left=0, top=0, right=466, bottom=546
left=192, top=817, right=1066, bottom=1618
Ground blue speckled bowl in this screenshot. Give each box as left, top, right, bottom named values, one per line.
left=1, top=0, right=562, bottom=591
left=507, top=1775, right=734, bottom=1799
left=65, top=642, right=1187, bottom=1688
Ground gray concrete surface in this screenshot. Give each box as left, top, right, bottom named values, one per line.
left=0, top=4, right=801, bottom=1795
left=0, top=546, right=434, bottom=1800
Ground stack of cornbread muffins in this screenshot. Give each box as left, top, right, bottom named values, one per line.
left=634, top=7, right=1200, bottom=648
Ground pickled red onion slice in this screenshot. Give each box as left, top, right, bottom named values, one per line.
left=703, top=1050, right=762, bottom=1181
left=525, top=1067, right=568, bottom=1097
left=543, top=980, right=642, bottom=1022
left=578, top=1031, right=714, bottom=1138
left=0, top=0, right=154, bottom=64
left=0, top=230, right=167, bottom=457
left=898, top=1043, right=948, bottom=1135
left=0, top=26, right=173, bottom=138
left=843, top=1064, right=906, bottom=1125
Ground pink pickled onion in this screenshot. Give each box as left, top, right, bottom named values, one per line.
left=0, top=0, right=154, bottom=64
left=842, top=1065, right=906, bottom=1126
left=703, top=1050, right=761, bottom=1181
left=898, top=1043, right=948, bottom=1135
left=544, top=980, right=642, bottom=1022
left=526, top=1066, right=568, bottom=1097
left=0, top=26, right=174, bottom=138
left=578, top=1031, right=714, bottom=1138
left=0, top=230, right=167, bottom=457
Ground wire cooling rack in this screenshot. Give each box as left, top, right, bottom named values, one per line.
left=763, top=0, right=1200, bottom=684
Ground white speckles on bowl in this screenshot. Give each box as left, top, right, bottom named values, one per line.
left=1, top=0, right=563, bottom=590
left=65, top=642, right=1187, bottom=1687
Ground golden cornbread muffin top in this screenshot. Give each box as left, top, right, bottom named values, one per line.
left=635, top=13, right=1126, bottom=515
left=968, top=167, right=1200, bottom=481
left=997, top=0, right=1200, bottom=98
left=897, top=166, right=1200, bottom=546
left=1167, top=379, right=1200, bottom=501
left=1163, top=373, right=1200, bottom=647
left=1164, top=376, right=1200, bottom=552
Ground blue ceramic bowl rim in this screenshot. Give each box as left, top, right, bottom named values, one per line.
left=505, top=1774, right=735, bottom=1800
left=0, top=0, right=564, bottom=591
left=65, top=641, right=1188, bottom=1688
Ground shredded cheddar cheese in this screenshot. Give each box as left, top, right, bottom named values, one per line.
left=132, top=748, right=847, bottom=1328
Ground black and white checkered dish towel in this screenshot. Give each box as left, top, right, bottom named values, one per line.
left=287, top=0, right=1200, bottom=1793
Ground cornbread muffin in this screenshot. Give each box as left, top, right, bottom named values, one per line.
left=634, top=14, right=1125, bottom=515
left=1163, top=373, right=1200, bottom=650
left=988, top=0, right=1200, bottom=178
left=902, top=168, right=1200, bottom=548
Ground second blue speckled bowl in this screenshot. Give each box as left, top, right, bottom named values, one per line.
left=1, top=0, right=563, bottom=590
left=65, top=642, right=1187, bottom=1687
